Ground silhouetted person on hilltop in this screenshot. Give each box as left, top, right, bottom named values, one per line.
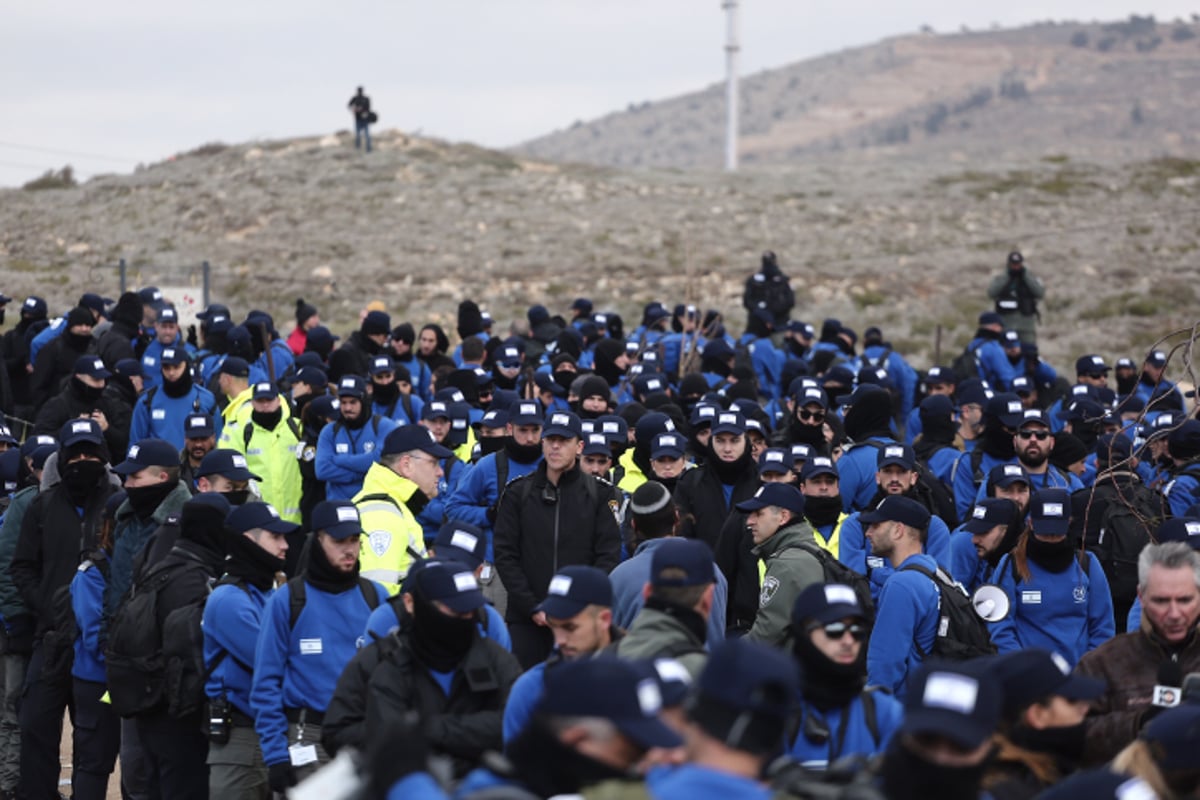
left=742, top=250, right=794, bottom=330
left=349, top=87, right=374, bottom=153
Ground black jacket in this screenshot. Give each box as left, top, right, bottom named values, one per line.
left=95, top=319, right=140, bottom=370
left=1, top=319, right=43, bottom=409
left=327, top=331, right=379, bottom=384
left=673, top=460, right=760, bottom=551
left=493, top=464, right=622, bottom=622
left=322, top=628, right=520, bottom=777
left=714, top=509, right=758, bottom=634
left=33, top=378, right=128, bottom=456
left=30, top=334, right=94, bottom=409
left=151, top=540, right=223, bottom=629
left=10, top=476, right=117, bottom=636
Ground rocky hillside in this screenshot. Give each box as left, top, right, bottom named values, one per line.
left=518, top=16, right=1200, bottom=171
left=2, top=129, right=1198, bottom=381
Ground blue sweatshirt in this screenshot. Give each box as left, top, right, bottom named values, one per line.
left=129, top=383, right=221, bottom=450
left=788, top=689, right=903, bottom=770
left=314, top=415, right=397, bottom=501
left=608, top=538, right=728, bottom=646
left=1165, top=472, right=1200, bottom=518
left=865, top=553, right=940, bottom=698
left=71, top=556, right=109, bottom=683
left=948, top=529, right=993, bottom=594
left=950, top=449, right=1007, bottom=520
left=204, top=580, right=272, bottom=718
left=838, top=438, right=899, bottom=513
left=502, top=661, right=547, bottom=745
left=250, top=579, right=386, bottom=765
left=838, top=510, right=951, bottom=603
left=362, top=601, right=510, bottom=652
left=652, top=763, right=771, bottom=800
left=988, top=549, right=1115, bottom=669
left=442, top=451, right=541, bottom=561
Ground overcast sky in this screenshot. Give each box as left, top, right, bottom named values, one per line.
left=2, top=1, right=1197, bottom=186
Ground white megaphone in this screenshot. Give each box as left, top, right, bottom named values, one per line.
left=972, top=584, right=1011, bottom=622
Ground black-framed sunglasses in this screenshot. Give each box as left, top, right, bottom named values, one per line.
left=1016, top=429, right=1051, bottom=441
left=798, top=408, right=826, bottom=422
left=809, top=621, right=868, bottom=641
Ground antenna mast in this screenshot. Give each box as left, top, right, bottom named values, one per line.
left=723, top=0, right=740, bottom=171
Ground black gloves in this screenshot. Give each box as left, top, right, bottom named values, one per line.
left=268, top=761, right=298, bottom=794
left=366, top=708, right=426, bottom=796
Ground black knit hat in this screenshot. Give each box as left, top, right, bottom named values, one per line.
left=295, top=298, right=318, bottom=327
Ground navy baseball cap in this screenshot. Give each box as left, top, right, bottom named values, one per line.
left=115, top=439, right=180, bottom=475
left=433, top=521, right=487, bottom=568
left=159, top=347, right=187, bottom=366
left=956, top=379, right=994, bottom=408
left=711, top=410, right=746, bottom=436
left=1141, top=704, right=1200, bottom=773
left=22, top=434, right=58, bottom=458
left=413, top=559, right=485, bottom=613
left=196, top=302, right=230, bottom=321
left=369, top=355, right=395, bottom=376
left=311, top=500, right=363, bottom=539
left=859, top=495, right=931, bottom=531
left=901, top=660, right=1002, bottom=750
left=836, top=383, right=887, bottom=408
left=293, top=366, right=328, bottom=389
left=157, top=306, right=179, bottom=324
left=978, top=311, right=1003, bottom=326
left=1156, top=517, right=1200, bottom=549
left=1095, top=432, right=1133, bottom=465
left=381, top=424, right=454, bottom=458
left=251, top=382, right=277, bottom=401
left=536, top=565, right=614, bottom=619
left=989, top=463, right=1031, bottom=488
left=1010, top=375, right=1033, bottom=395
left=497, top=344, right=523, bottom=368
left=335, top=375, right=367, bottom=399
left=986, top=393, right=1026, bottom=428
left=736, top=483, right=806, bottom=515
left=650, top=538, right=715, bottom=587
left=1016, top=409, right=1050, bottom=429
left=509, top=399, right=544, bottom=427
left=792, top=582, right=867, bottom=627
left=876, top=443, right=916, bottom=471
left=542, top=411, right=583, bottom=439
left=219, top=357, right=250, bottom=378
left=993, top=649, right=1106, bottom=718
left=310, top=395, right=339, bottom=421
left=227, top=501, right=299, bottom=535
left=924, top=366, right=957, bottom=385
left=1145, top=349, right=1168, bottom=369
left=963, top=497, right=1016, bottom=535
left=0, top=425, right=16, bottom=447
left=73, top=355, right=111, bottom=379
left=184, top=413, right=215, bottom=440
left=757, top=447, right=793, bottom=475
left=479, top=408, right=509, bottom=430
left=582, top=433, right=612, bottom=457
left=1030, top=488, right=1071, bottom=536
left=689, top=403, right=719, bottom=428
left=540, top=658, right=683, bottom=750
left=20, top=296, right=47, bottom=317
left=650, top=432, right=686, bottom=460
left=422, top=400, right=451, bottom=422
left=195, top=449, right=260, bottom=481
left=59, top=419, right=103, bottom=449
left=1002, top=330, right=1021, bottom=348
left=694, top=638, right=799, bottom=753
left=793, top=385, right=828, bottom=409
left=114, top=358, right=144, bottom=378
left=800, top=455, right=838, bottom=481
left=1075, top=354, right=1110, bottom=375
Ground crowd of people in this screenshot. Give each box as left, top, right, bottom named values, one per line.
left=0, top=247, right=1197, bottom=800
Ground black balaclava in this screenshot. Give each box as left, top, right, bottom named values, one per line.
left=64, top=307, right=94, bottom=351
left=914, top=403, right=958, bottom=463
left=1025, top=532, right=1076, bottom=573
left=125, top=479, right=177, bottom=521
left=880, top=740, right=989, bottom=800
left=805, top=494, right=843, bottom=528
left=842, top=387, right=893, bottom=443
left=592, top=339, right=626, bottom=387
left=677, top=374, right=710, bottom=415
left=477, top=435, right=506, bottom=458
left=706, top=435, right=754, bottom=486
left=700, top=352, right=732, bottom=378
left=1116, top=370, right=1139, bottom=397
left=372, top=379, right=400, bottom=407
left=786, top=408, right=828, bottom=450
left=251, top=407, right=283, bottom=431
left=303, top=535, right=359, bottom=594
left=161, top=367, right=194, bottom=398
left=61, top=455, right=108, bottom=507
left=71, top=376, right=104, bottom=404
left=981, top=415, right=1017, bottom=460
left=504, top=435, right=542, bottom=464
left=178, top=498, right=230, bottom=568
left=407, top=586, right=477, bottom=672
left=792, top=627, right=866, bottom=711
left=339, top=397, right=372, bottom=430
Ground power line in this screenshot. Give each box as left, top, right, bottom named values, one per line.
left=0, top=140, right=140, bottom=165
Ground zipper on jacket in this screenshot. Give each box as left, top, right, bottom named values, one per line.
left=553, top=499, right=561, bottom=572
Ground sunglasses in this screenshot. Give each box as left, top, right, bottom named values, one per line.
left=1016, top=430, right=1051, bottom=441
left=810, top=621, right=868, bottom=641
left=798, top=408, right=826, bottom=422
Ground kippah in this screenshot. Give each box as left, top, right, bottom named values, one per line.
left=630, top=481, right=672, bottom=516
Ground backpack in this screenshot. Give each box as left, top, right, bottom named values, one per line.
left=950, top=344, right=983, bottom=383
left=794, top=542, right=875, bottom=623
left=862, top=346, right=893, bottom=373
left=286, top=575, right=380, bottom=628
left=160, top=575, right=253, bottom=719
left=899, top=562, right=996, bottom=661
left=1079, top=482, right=1164, bottom=612
left=105, top=549, right=211, bottom=717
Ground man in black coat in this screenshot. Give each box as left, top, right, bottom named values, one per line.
left=674, top=410, right=761, bottom=551
left=32, top=355, right=129, bottom=457
left=323, top=559, right=521, bottom=778
left=10, top=419, right=118, bottom=800
left=493, top=411, right=622, bottom=669
left=1, top=296, right=49, bottom=424
left=30, top=306, right=96, bottom=408
left=328, top=311, right=390, bottom=384
left=94, top=292, right=144, bottom=370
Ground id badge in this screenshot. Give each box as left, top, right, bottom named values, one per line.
left=289, top=743, right=318, bottom=766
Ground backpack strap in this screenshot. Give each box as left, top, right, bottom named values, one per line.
left=141, top=385, right=159, bottom=411
left=243, top=421, right=254, bottom=450
left=401, top=393, right=415, bottom=424
left=897, top=562, right=940, bottom=659
left=861, top=687, right=882, bottom=749
left=358, top=576, right=381, bottom=611
left=288, top=576, right=307, bottom=629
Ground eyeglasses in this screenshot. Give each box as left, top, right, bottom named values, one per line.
left=407, top=454, right=440, bottom=466
left=798, top=408, right=826, bottom=422
left=1016, top=430, right=1051, bottom=441
left=809, top=621, right=868, bottom=641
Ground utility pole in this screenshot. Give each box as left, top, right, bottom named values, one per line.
left=723, top=0, right=740, bottom=172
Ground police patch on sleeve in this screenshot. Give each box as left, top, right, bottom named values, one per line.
left=759, top=576, right=780, bottom=608
left=367, top=529, right=392, bottom=558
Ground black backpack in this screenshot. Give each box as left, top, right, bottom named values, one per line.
left=794, top=542, right=875, bottom=623
left=160, top=575, right=253, bottom=719
left=899, top=562, right=996, bottom=661
left=950, top=344, right=983, bottom=383
left=1079, top=483, right=1164, bottom=613
left=105, top=549, right=210, bottom=718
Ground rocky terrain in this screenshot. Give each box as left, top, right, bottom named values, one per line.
left=2, top=18, right=1199, bottom=385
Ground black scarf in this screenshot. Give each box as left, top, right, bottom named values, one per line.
left=981, top=420, right=1017, bottom=460
left=251, top=407, right=282, bottom=431
left=303, top=536, right=360, bottom=593
left=162, top=370, right=193, bottom=398
left=66, top=332, right=93, bottom=352
left=125, top=480, right=176, bottom=521
left=71, top=376, right=104, bottom=404
left=504, top=437, right=542, bottom=465
left=339, top=402, right=372, bottom=430
left=408, top=592, right=477, bottom=672
left=880, top=741, right=989, bottom=800
left=793, top=633, right=865, bottom=711
left=1009, top=722, right=1086, bottom=765
left=805, top=495, right=843, bottom=528
left=225, top=533, right=285, bottom=591
left=644, top=595, right=707, bottom=644
left=372, top=380, right=400, bottom=407
left=61, top=460, right=107, bottom=506
left=507, top=719, right=635, bottom=797
left=1025, top=535, right=1076, bottom=573
left=477, top=436, right=505, bottom=458
left=1116, top=372, right=1138, bottom=396
left=705, top=438, right=755, bottom=486
left=786, top=416, right=827, bottom=450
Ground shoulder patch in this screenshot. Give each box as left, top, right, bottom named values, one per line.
left=759, top=576, right=780, bottom=608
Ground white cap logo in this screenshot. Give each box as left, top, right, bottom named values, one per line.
left=340, top=378, right=356, bottom=389
left=1007, top=401, right=1022, bottom=414
left=92, top=358, right=103, bottom=370
left=548, top=575, right=573, bottom=596
left=602, top=421, right=619, bottom=433
left=923, top=672, right=979, bottom=715
left=1042, top=502, right=1064, bottom=518
left=658, top=435, right=678, bottom=448
left=824, top=584, right=857, bottom=605
left=189, top=417, right=206, bottom=428
left=647, top=378, right=662, bottom=390
left=972, top=506, right=987, bottom=519
left=718, top=413, right=738, bottom=426
left=885, top=446, right=904, bottom=458
left=697, top=406, right=716, bottom=418
left=1051, top=652, right=1071, bottom=675
left=127, top=444, right=140, bottom=458
left=766, top=451, right=783, bottom=462
left=551, top=414, right=569, bottom=426
left=72, top=421, right=92, bottom=434
left=453, top=572, right=479, bottom=592
left=519, top=402, right=537, bottom=416
left=588, top=434, right=607, bottom=446
left=636, top=679, right=663, bottom=715
left=266, top=505, right=280, bottom=518
left=812, top=457, right=832, bottom=468
left=336, top=506, right=359, bottom=523
left=1186, top=522, right=1200, bottom=537
left=1004, top=465, right=1023, bottom=477
left=256, top=382, right=271, bottom=393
